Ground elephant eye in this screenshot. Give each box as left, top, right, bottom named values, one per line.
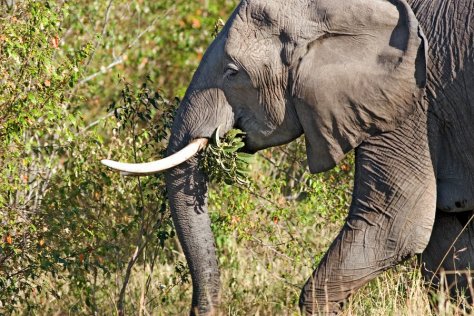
left=224, top=64, right=239, bottom=80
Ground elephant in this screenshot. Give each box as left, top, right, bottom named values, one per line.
left=102, top=0, right=474, bottom=314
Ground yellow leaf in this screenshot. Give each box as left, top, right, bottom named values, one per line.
left=191, top=18, right=201, bottom=29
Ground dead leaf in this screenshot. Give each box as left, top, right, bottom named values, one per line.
left=51, top=36, right=59, bottom=49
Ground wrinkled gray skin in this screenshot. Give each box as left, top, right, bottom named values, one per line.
left=165, top=0, right=474, bottom=314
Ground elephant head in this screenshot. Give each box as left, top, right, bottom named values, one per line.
left=103, top=0, right=427, bottom=314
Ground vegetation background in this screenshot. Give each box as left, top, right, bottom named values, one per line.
left=0, top=0, right=463, bottom=315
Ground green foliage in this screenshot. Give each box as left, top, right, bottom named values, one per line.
left=203, top=128, right=253, bottom=185
left=0, top=1, right=91, bottom=204
left=0, top=1, right=196, bottom=312
left=0, top=1, right=95, bottom=311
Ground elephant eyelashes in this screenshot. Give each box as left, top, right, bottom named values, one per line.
left=224, top=64, right=239, bottom=80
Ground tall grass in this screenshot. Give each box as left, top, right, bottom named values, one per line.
left=22, top=237, right=472, bottom=315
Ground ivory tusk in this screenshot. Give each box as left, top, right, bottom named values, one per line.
left=101, top=138, right=208, bottom=176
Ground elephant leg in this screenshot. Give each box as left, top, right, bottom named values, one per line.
left=300, top=106, right=436, bottom=315
left=299, top=203, right=435, bottom=315
left=421, top=210, right=474, bottom=306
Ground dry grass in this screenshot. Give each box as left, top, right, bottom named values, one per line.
left=25, top=235, right=473, bottom=316
left=10, top=146, right=472, bottom=315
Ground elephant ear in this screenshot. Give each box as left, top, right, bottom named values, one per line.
left=291, top=0, right=427, bottom=173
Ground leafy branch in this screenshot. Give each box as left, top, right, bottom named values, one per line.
left=203, top=128, right=253, bottom=186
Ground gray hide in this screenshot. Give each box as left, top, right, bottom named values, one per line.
left=163, top=0, right=474, bottom=314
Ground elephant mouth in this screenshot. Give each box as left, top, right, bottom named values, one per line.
left=241, top=142, right=258, bottom=154
left=101, top=138, right=209, bottom=176
left=235, top=114, right=272, bottom=153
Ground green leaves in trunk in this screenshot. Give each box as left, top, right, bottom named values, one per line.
left=203, top=128, right=253, bottom=186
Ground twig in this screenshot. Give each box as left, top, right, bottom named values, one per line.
left=120, top=8, right=173, bottom=54
left=430, top=213, right=474, bottom=284
left=76, top=111, right=115, bottom=135
left=117, top=243, right=144, bottom=315
left=117, top=115, right=167, bottom=315
left=246, top=247, right=301, bottom=289
left=117, top=215, right=166, bottom=315
left=78, top=6, right=175, bottom=86
left=79, top=56, right=125, bottom=85
left=84, top=0, right=114, bottom=69
left=258, top=153, right=308, bottom=184
left=117, top=119, right=144, bottom=315
left=250, top=236, right=295, bottom=262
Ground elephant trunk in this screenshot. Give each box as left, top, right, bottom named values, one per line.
left=166, top=152, right=220, bottom=314
left=165, top=90, right=234, bottom=315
